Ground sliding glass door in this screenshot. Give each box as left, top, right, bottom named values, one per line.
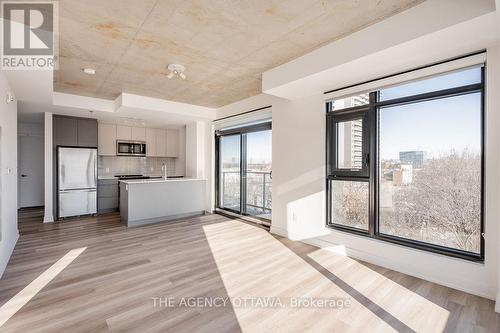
left=219, top=134, right=241, bottom=212
left=216, top=123, right=272, bottom=221
left=246, top=129, right=272, bottom=219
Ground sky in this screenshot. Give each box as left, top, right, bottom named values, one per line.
left=379, top=67, right=482, bottom=160
left=379, top=93, right=481, bottom=160
left=220, top=130, right=272, bottom=165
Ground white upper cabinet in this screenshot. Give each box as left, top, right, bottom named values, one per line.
left=116, top=125, right=132, bottom=141
left=98, top=123, right=117, bottom=156
left=146, top=128, right=157, bottom=157
left=156, top=129, right=167, bottom=157
left=166, top=129, right=179, bottom=157
left=131, top=127, right=146, bottom=141
left=98, top=123, right=180, bottom=158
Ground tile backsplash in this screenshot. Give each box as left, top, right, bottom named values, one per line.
left=98, top=156, right=182, bottom=177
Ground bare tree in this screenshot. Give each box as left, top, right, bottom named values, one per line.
left=333, top=182, right=368, bottom=229
left=389, top=150, right=481, bottom=252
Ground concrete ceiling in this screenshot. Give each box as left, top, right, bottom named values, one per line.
left=55, top=0, right=424, bottom=108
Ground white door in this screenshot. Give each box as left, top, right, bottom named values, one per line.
left=19, top=135, right=44, bottom=208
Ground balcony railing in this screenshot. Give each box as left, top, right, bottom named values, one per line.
left=221, top=171, right=272, bottom=219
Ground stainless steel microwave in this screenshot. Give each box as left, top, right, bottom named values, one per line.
left=116, top=141, right=146, bottom=156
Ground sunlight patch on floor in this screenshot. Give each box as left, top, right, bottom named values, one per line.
left=203, top=220, right=450, bottom=332
left=0, top=247, right=87, bottom=328
left=306, top=248, right=450, bottom=332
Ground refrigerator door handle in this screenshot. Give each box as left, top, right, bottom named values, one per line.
left=94, top=159, right=98, bottom=188
left=59, top=188, right=96, bottom=192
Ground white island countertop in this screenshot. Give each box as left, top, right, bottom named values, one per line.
left=119, top=178, right=206, bottom=185
left=119, top=178, right=207, bottom=227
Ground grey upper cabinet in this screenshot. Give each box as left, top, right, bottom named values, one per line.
left=77, top=118, right=98, bottom=147
left=54, top=115, right=98, bottom=148
left=54, top=116, right=78, bottom=146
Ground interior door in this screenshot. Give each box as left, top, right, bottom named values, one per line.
left=19, top=135, right=44, bottom=208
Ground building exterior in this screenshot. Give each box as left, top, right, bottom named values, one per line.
left=399, top=151, right=425, bottom=168
left=334, top=94, right=368, bottom=169
left=393, top=164, right=413, bottom=186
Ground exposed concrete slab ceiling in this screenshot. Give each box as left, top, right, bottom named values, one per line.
left=55, top=0, right=424, bottom=108
left=262, top=0, right=498, bottom=100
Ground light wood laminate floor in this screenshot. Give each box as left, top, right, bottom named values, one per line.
left=0, top=208, right=499, bottom=332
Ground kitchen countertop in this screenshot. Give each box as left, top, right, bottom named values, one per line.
left=98, top=175, right=183, bottom=180
left=119, top=178, right=206, bottom=185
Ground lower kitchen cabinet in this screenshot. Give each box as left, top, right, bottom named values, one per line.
left=97, top=179, right=119, bottom=213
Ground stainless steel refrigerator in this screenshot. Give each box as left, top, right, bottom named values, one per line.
left=57, top=147, right=97, bottom=218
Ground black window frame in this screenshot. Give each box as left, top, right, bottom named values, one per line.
left=326, top=64, right=485, bottom=262
left=326, top=105, right=370, bottom=178
left=215, top=121, right=272, bottom=222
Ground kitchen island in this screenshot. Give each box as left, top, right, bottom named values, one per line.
left=119, top=178, right=207, bottom=227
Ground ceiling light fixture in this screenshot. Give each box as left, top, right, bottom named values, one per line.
left=82, top=68, right=96, bottom=75
left=166, top=64, right=186, bottom=80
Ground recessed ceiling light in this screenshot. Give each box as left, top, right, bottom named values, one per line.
left=82, top=68, right=96, bottom=75
left=166, top=64, right=186, bottom=80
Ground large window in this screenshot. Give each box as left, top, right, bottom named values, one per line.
left=326, top=64, right=484, bottom=261
left=216, top=122, right=272, bottom=221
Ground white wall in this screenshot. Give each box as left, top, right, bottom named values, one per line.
left=186, top=121, right=206, bottom=179
left=0, top=71, right=19, bottom=278
left=495, top=0, right=500, bottom=314
left=175, top=126, right=186, bottom=176
left=185, top=120, right=213, bottom=211
left=43, top=112, right=53, bottom=223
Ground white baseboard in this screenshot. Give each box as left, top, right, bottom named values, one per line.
left=270, top=225, right=494, bottom=300
left=43, top=215, right=54, bottom=223
left=495, top=294, right=500, bottom=313
left=0, top=232, right=19, bottom=279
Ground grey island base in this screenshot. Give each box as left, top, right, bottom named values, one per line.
left=119, top=178, right=207, bottom=227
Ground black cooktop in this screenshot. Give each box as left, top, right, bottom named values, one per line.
left=115, top=174, right=155, bottom=180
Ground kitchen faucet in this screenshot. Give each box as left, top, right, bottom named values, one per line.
left=162, top=163, right=168, bottom=180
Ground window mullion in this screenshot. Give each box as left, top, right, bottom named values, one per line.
left=369, top=91, right=378, bottom=237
